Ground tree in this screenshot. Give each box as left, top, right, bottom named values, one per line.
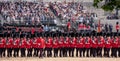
left=93, top=0, right=120, bottom=15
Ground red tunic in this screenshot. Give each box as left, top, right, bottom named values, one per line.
left=37, top=38, right=45, bottom=48
left=76, top=37, right=84, bottom=48
left=32, top=38, right=38, bottom=48
left=112, top=38, right=118, bottom=48
left=45, top=38, right=52, bottom=48
left=31, top=28, right=35, bottom=34
left=78, top=24, right=84, bottom=30
left=92, top=37, right=98, bottom=48
left=116, top=24, right=119, bottom=30
left=118, top=37, right=120, bottom=47
left=13, top=38, right=20, bottom=48
left=26, top=39, right=32, bottom=49
left=83, top=25, right=87, bottom=30
left=6, top=38, right=13, bottom=48
left=58, top=37, right=64, bottom=48
left=85, top=38, right=90, bottom=48
left=20, top=39, right=26, bottom=48
left=64, top=37, right=70, bottom=48
left=70, top=37, right=76, bottom=48
left=52, top=38, right=58, bottom=48
left=105, top=38, right=111, bottom=48
left=67, top=22, right=71, bottom=29
left=98, top=37, right=105, bottom=48
left=0, top=38, right=6, bottom=48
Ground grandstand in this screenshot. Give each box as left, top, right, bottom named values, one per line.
left=0, top=0, right=120, bottom=61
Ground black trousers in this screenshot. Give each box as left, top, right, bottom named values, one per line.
left=91, top=48, right=97, bottom=57
left=76, top=48, right=79, bottom=57
left=27, top=48, right=32, bottom=57
left=118, top=48, right=120, bottom=57
left=79, top=48, right=84, bottom=57
left=46, top=48, right=52, bottom=57
left=53, top=48, right=58, bottom=57
left=39, top=48, right=44, bottom=58
left=14, top=48, right=19, bottom=57
left=90, top=47, right=92, bottom=57
left=33, top=48, right=39, bottom=57
left=59, top=47, right=63, bottom=57
left=86, top=48, right=90, bottom=57
left=20, top=48, right=26, bottom=57
left=83, top=48, right=86, bottom=57
left=69, top=47, right=74, bottom=57
left=111, top=48, right=117, bottom=57
left=7, top=48, right=12, bottom=57
left=64, top=47, right=69, bottom=57
left=104, top=48, right=110, bottom=57
left=97, top=47, right=102, bottom=57
left=0, top=48, right=3, bottom=57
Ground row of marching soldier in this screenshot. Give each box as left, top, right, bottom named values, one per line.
left=0, top=33, right=120, bottom=58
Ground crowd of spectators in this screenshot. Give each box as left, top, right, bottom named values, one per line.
left=0, top=1, right=55, bottom=25
left=0, top=1, right=97, bottom=32
left=107, top=14, right=119, bottom=20
left=49, top=1, right=96, bottom=30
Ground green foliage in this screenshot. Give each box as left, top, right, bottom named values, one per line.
left=93, top=0, right=120, bottom=11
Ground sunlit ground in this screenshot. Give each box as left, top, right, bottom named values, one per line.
left=0, top=57, right=119, bottom=61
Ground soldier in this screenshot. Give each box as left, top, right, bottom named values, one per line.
left=76, top=36, right=84, bottom=57
left=91, top=36, right=98, bottom=57
left=13, top=37, right=20, bottom=57
left=118, top=33, right=120, bottom=57
left=0, top=37, right=5, bottom=57
left=26, top=38, right=32, bottom=57
left=111, top=36, right=118, bottom=57
left=82, top=36, right=86, bottom=57
left=70, top=36, right=76, bottom=57
left=20, top=37, right=26, bottom=57
left=29, top=38, right=33, bottom=57
left=64, top=36, right=69, bottom=57
left=85, top=36, right=91, bottom=57
left=2, top=37, right=6, bottom=57
left=6, top=37, right=13, bottom=57
left=58, top=36, right=64, bottom=57
left=38, top=37, right=45, bottom=58
left=52, top=37, right=59, bottom=57
left=33, top=37, right=38, bottom=57
left=76, top=36, right=79, bottom=57
left=97, top=36, right=104, bottom=57
left=0, top=37, right=3, bottom=57
left=45, top=37, right=52, bottom=57
left=104, top=36, right=111, bottom=57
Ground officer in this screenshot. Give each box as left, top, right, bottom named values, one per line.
left=38, top=36, right=45, bottom=58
